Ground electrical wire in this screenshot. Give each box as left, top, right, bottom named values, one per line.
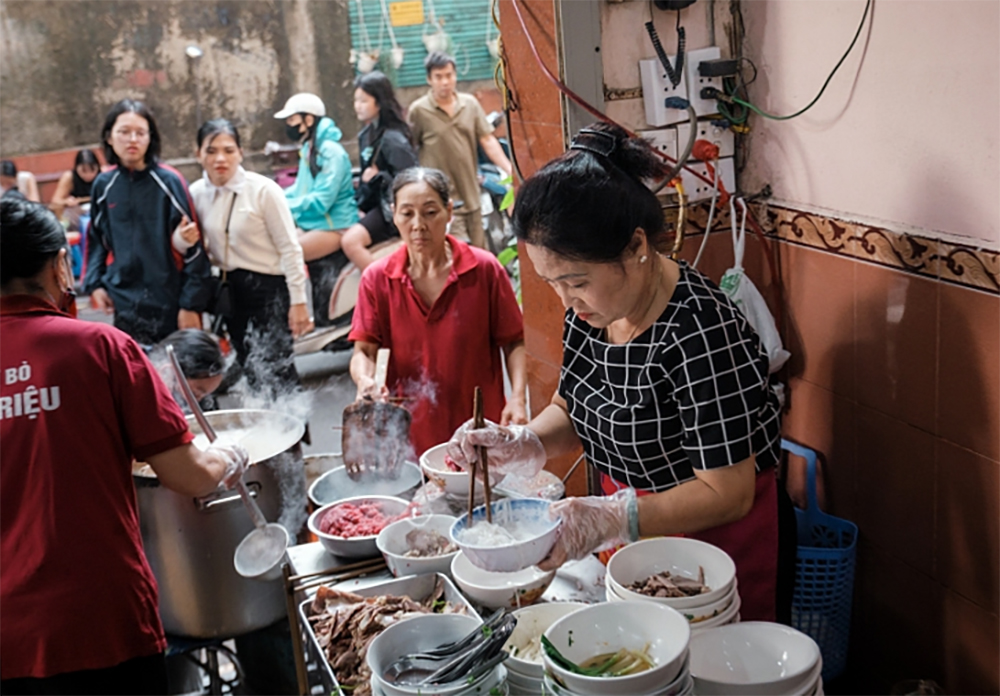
left=728, top=0, right=872, bottom=120
left=691, top=157, right=720, bottom=269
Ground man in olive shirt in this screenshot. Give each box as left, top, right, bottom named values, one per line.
left=408, top=52, right=512, bottom=249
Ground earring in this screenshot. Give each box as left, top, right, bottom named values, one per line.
left=640, top=255, right=648, bottom=263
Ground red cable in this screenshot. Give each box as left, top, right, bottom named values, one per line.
left=508, top=0, right=784, bottom=329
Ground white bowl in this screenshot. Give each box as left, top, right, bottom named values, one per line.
left=371, top=664, right=508, bottom=696
left=606, top=537, right=736, bottom=609
left=542, top=656, right=693, bottom=696
left=308, top=495, right=409, bottom=558
left=366, top=613, right=486, bottom=696
left=376, top=515, right=459, bottom=577
left=503, top=602, right=588, bottom=679
left=689, top=622, right=821, bottom=696
left=419, top=443, right=490, bottom=497
left=450, top=552, right=555, bottom=609
left=308, top=461, right=423, bottom=507
left=450, top=498, right=560, bottom=572
left=688, top=593, right=741, bottom=630
left=542, top=601, right=691, bottom=695
left=606, top=578, right=740, bottom=623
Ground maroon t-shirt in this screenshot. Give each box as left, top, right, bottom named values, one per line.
left=349, top=236, right=524, bottom=455
left=0, top=295, right=193, bottom=679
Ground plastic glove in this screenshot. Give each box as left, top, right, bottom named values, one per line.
left=445, top=419, right=546, bottom=479
left=537, top=488, right=637, bottom=572
left=210, top=443, right=250, bottom=489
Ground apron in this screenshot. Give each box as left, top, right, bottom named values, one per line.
left=599, top=469, right=779, bottom=622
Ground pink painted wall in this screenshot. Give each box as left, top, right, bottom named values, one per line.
left=740, top=0, right=1000, bottom=248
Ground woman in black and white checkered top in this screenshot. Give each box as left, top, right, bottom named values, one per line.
left=448, top=123, right=793, bottom=622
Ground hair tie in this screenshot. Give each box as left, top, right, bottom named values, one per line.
left=569, top=128, right=617, bottom=158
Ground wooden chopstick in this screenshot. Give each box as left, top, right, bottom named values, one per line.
left=287, top=557, right=387, bottom=583
left=473, top=386, right=492, bottom=523
left=290, top=558, right=388, bottom=593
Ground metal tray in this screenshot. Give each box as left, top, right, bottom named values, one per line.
left=299, top=573, right=482, bottom=694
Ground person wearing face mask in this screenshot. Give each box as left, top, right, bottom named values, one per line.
left=275, top=93, right=358, bottom=325
left=186, top=118, right=311, bottom=396
left=83, top=99, right=212, bottom=344
left=349, top=167, right=527, bottom=457
left=0, top=197, right=249, bottom=695
left=447, top=123, right=795, bottom=624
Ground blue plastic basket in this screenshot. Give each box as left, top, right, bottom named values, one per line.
left=782, top=439, right=858, bottom=682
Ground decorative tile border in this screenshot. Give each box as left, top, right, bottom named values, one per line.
left=752, top=204, right=1000, bottom=295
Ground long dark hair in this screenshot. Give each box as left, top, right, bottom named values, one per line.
left=1, top=198, right=68, bottom=287
left=391, top=167, right=450, bottom=206
left=158, top=329, right=225, bottom=379
left=512, top=122, right=670, bottom=263
left=71, top=149, right=100, bottom=193
left=355, top=71, right=412, bottom=144
left=100, top=99, right=162, bottom=167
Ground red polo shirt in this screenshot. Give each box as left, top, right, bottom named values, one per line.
left=349, top=236, right=523, bottom=455
left=0, top=295, right=193, bottom=679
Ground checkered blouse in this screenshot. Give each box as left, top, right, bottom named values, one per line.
left=558, top=261, right=781, bottom=493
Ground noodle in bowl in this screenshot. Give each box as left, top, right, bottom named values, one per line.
left=449, top=498, right=560, bottom=572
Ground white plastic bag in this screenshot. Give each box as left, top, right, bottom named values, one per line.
left=719, top=199, right=790, bottom=374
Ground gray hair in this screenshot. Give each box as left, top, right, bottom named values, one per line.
left=391, top=167, right=451, bottom=206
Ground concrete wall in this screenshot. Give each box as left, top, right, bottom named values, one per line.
left=741, top=0, right=1000, bottom=249
left=0, top=0, right=356, bottom=160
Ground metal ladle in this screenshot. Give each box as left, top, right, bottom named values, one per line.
left=166, top=345, right=289, bottom=581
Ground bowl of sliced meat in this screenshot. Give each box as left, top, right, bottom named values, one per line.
left=606, top=537, right=737, bottom=609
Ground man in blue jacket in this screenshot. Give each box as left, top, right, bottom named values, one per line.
left=84, top=99, right=212, bottom=344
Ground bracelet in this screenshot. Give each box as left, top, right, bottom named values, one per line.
left=626, top=488, right=640, bottom=542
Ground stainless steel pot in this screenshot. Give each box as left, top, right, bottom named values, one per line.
left=135, top=409, right=306, bottom=638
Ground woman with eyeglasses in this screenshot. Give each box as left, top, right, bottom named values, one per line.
left=83, top=99, right=212, bottom=344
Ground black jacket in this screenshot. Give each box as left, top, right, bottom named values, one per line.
left=83, top=164, right=212, bottom=329
left=355, top=123, right=418, bottom=213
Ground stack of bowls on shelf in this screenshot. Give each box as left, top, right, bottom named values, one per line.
left=690, top=622, right=824, bottom=695
left=502, top=602, right=588, bottom=694
left=606, top=537, right=741, bottom=633
left=367, top=614, right=509, bottom=696
left=541, top=601, right=693, bottom=696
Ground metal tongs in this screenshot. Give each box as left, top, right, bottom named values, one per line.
left=382, top=609, right=515, bottom=687
left=165, top=345, right=289, bottom=581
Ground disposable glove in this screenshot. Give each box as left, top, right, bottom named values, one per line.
left=209, top=443, right=250, bottom=489
left=446, top=419, right=546, bottom=479
left=537, top=488, right=638, bottom=571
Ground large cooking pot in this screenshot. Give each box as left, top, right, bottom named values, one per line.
left=135, top=409, right=306, bottom=639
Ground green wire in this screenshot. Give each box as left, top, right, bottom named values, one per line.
left=729, top=0, right=872, bottom=121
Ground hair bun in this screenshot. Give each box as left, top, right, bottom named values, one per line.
left=569, top=122, right=669, bottom=183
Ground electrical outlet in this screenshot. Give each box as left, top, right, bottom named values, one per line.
left=676, top=119, right=734, bottom=160
left=640, top=58, right=688, bottom=127
left=639, top=127, right=679, bottom=161
left=678, top=157, right=736, bottom=203
left=684, top=46, right=723, bottom=117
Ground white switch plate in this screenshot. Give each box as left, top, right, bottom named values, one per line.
left=640, top=46, right=724, bottom=127
left=676, top=120, right=734, bottom=160
left=678, top=157, right=736, bottom=202
left=639, top=127, right=679, bottom=161
left=684, top=46, right=723, bottom=118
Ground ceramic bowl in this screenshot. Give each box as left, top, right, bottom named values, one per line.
left=542, top=601, right=691, bottom=695
left=308, top=462, right=423, bottom=507
left=376, top=514, right=459, bottom=577
left=606, top=537, right=736, bottom=609
left=689, top=622, right=821, bottom=696
left=606, top=577, right=740, bottom=623
left=450, top=498, right=560, bottom=572
left=450, top=552, right=555, bottom=609
left=307, top=495, right=409, bottom=558
left=419, top=443, right=489, bottom=497
left=503, top=602, right=588, bottom=679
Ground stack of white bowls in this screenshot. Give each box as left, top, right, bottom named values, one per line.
left=502, top=602, right=587, bottom=694
left=605, top=537, right=741, bottom=632
left=690, top=622, right=824, bottom=696
left=541, top=601, right=693, bottom=696
left=367, top=614, right=509, bottom=696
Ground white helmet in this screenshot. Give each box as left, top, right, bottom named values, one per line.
left=274, top=93, right=326, bottom=119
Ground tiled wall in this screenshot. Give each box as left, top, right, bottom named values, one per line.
left=497, top=1, right=998, bottom=692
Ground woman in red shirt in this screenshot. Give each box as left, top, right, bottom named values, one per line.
left=0, top=198, right=248, bottom=695
left=348, top=167, right=527, bottom=456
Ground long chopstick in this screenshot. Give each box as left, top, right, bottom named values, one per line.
left=290, top=558, right=388, bottom=593
left=473, top=386, right=492, bottom=523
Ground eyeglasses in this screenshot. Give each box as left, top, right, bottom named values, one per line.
left=113, top=128, right=150, bottom=141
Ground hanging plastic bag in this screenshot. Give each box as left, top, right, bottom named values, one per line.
left=719, top=199, right=790, bottom=374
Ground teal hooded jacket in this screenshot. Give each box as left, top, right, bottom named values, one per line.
left=284, top=117, right=359, bottom=231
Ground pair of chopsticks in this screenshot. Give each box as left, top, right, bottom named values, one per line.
left=468, top=386, right=493, bottom=523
